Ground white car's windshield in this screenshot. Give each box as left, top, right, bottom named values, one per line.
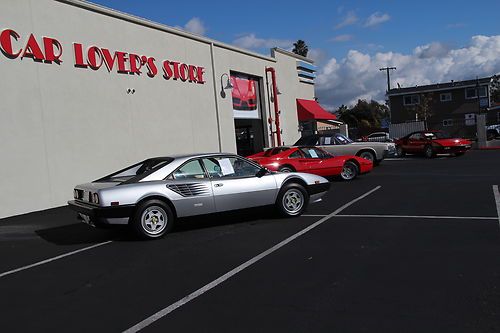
left=335, top=134, right=353, bottom=144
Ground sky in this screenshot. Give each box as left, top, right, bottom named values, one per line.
left=92, top=0, right=500, bottom=110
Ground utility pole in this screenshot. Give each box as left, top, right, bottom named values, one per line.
left=379, top=67, right=396, bottom=92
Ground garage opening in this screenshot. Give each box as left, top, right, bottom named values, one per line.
left=231, top=72, right=266, bottom=156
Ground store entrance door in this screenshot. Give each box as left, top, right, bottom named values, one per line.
left=235, top=119, right=265, bottom=157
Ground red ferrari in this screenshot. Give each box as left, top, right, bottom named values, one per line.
left=248, top=146, right=373, bottom=180
left=394, top=131, right=472, bottom=158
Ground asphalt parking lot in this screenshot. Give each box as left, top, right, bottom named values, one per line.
left=1, top=150, right=500, bottom=333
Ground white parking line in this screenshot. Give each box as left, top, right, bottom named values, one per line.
left=336, top=214, right=498, bottom=220
left=493, top=185, right=500, bottom=226
left=122, top=186, right=382, bottom=333
left=0, top=240, right=113, bottom=279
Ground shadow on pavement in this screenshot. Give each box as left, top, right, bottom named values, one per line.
left=34, top=223, right=126, bottom=245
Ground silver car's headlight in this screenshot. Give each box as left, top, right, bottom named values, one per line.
left=74, top=189, right=78, bottom=199
left=93, top=193, right=99, bottom=204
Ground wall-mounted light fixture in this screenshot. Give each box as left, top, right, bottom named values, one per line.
left=220, top=73, right=233, bottom=98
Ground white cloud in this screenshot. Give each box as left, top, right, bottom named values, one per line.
left=332, top=34, right=353, bottom=42
left=335, top=11, right=358, bottom=30
left=315, top=35, right=500, bottom=109
left=232, top=34, right=293, bottom=51
left=308, top=48, right=328, bottom=66
left=364, top=12, right=390, bottom=27
left=175, top=17, right=206, bottom=36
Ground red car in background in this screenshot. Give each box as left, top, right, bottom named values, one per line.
left=248, top=146, right=373, bottom=181
left=395, top=131, right=472, bottom=158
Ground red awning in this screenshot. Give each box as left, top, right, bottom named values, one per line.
left=296, top=99, right=337, bottom=121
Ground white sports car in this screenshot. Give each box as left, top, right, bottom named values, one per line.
left=68, top=153, right=330, bottom=239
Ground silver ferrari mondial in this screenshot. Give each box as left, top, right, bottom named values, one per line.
left=68, top=153, right=330, bottom=239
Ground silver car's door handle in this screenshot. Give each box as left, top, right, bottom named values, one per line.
left=214, top=183, right=223, bottom=187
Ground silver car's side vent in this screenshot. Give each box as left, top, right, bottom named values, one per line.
left=167, top=183, right=210, bottom=197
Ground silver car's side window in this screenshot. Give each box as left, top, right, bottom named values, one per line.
left=202, top=157, right=260, bottom=179
left=201, top=158, right=223, bottom=178
left=172, top=160, right=206, bottom=180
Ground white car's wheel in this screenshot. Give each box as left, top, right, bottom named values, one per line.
left=276, top=183, right=309, bottom=217
left=359, top=151, right=375, bottom=162
left=133, top=200, right=174, bottom=239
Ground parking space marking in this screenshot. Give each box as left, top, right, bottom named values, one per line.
left=0, top=240, right=113, bottom=279
left=336, top=214, right=498, bottom=221
left=493, top=185, right=500, bottom=225
left=122, top=186, right=382, bottom=333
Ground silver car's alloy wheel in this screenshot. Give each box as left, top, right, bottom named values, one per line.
left=359, top=151, right=374, bottom=162
left=282, top=189, right=304, bottom=215
left=141, top=206, right=168, bottom=235
left=340, top=163, right=356, bottom=180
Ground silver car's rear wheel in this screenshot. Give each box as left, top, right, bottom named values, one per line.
left=133, top=199, right=174, bottom=239
left=141, top=206, right=168, bottom=235
left=276, top=183, right=309, bottom=217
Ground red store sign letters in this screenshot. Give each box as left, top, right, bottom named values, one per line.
left=0, top=28, right=206, bottom=84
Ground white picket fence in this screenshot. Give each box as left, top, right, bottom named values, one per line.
left=389, top=121, right=425, bottom=139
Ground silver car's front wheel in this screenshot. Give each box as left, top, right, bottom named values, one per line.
left=276, top=183, right=309, bottom=217
left=133, top=200, right=174, bottom=239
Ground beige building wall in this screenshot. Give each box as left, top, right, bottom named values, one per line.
left=0, top=0, right=316, bottom=218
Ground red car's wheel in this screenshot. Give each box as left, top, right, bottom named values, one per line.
left=278, top=166, right=294, bottom=173
left=424, top=145, right=434, bottom=158
left=340, top=161, right=359, bottom=181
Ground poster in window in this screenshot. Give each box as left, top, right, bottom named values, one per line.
left=231, top=73, right=260, bottom=119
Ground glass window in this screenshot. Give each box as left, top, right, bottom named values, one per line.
left=334, top=134, right=353, bottom=144
left=100, top=158, right=173, bottom=182
left=409, top=133, right=422, bottom=140
left=299, top=148, right=329, bottom=159
left=289, top=150, right=303, bottom=159
left=172, top=160, right=206, bottom=180
left=440, top=93, right=452, bottom=102
left=443, top=119, right=453, bottom=127
left=264, top=147, right=290, bottom=157
left=404, top=95, right=420, bottom=105
left=319, top=136, right=334, bottom=145
left=202, top=157, right=260, bottom=178
left=466, top=86, right=487, bottom=99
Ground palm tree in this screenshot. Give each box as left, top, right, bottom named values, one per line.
left=292, top=40, right=308, bottom=57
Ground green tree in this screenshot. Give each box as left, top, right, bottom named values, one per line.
left=336, top=100, right=389, bottom=130
left=292, top=40, right=308, bottom=57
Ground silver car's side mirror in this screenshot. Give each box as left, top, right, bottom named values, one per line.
left=256, top=167, right=267, bottom=178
